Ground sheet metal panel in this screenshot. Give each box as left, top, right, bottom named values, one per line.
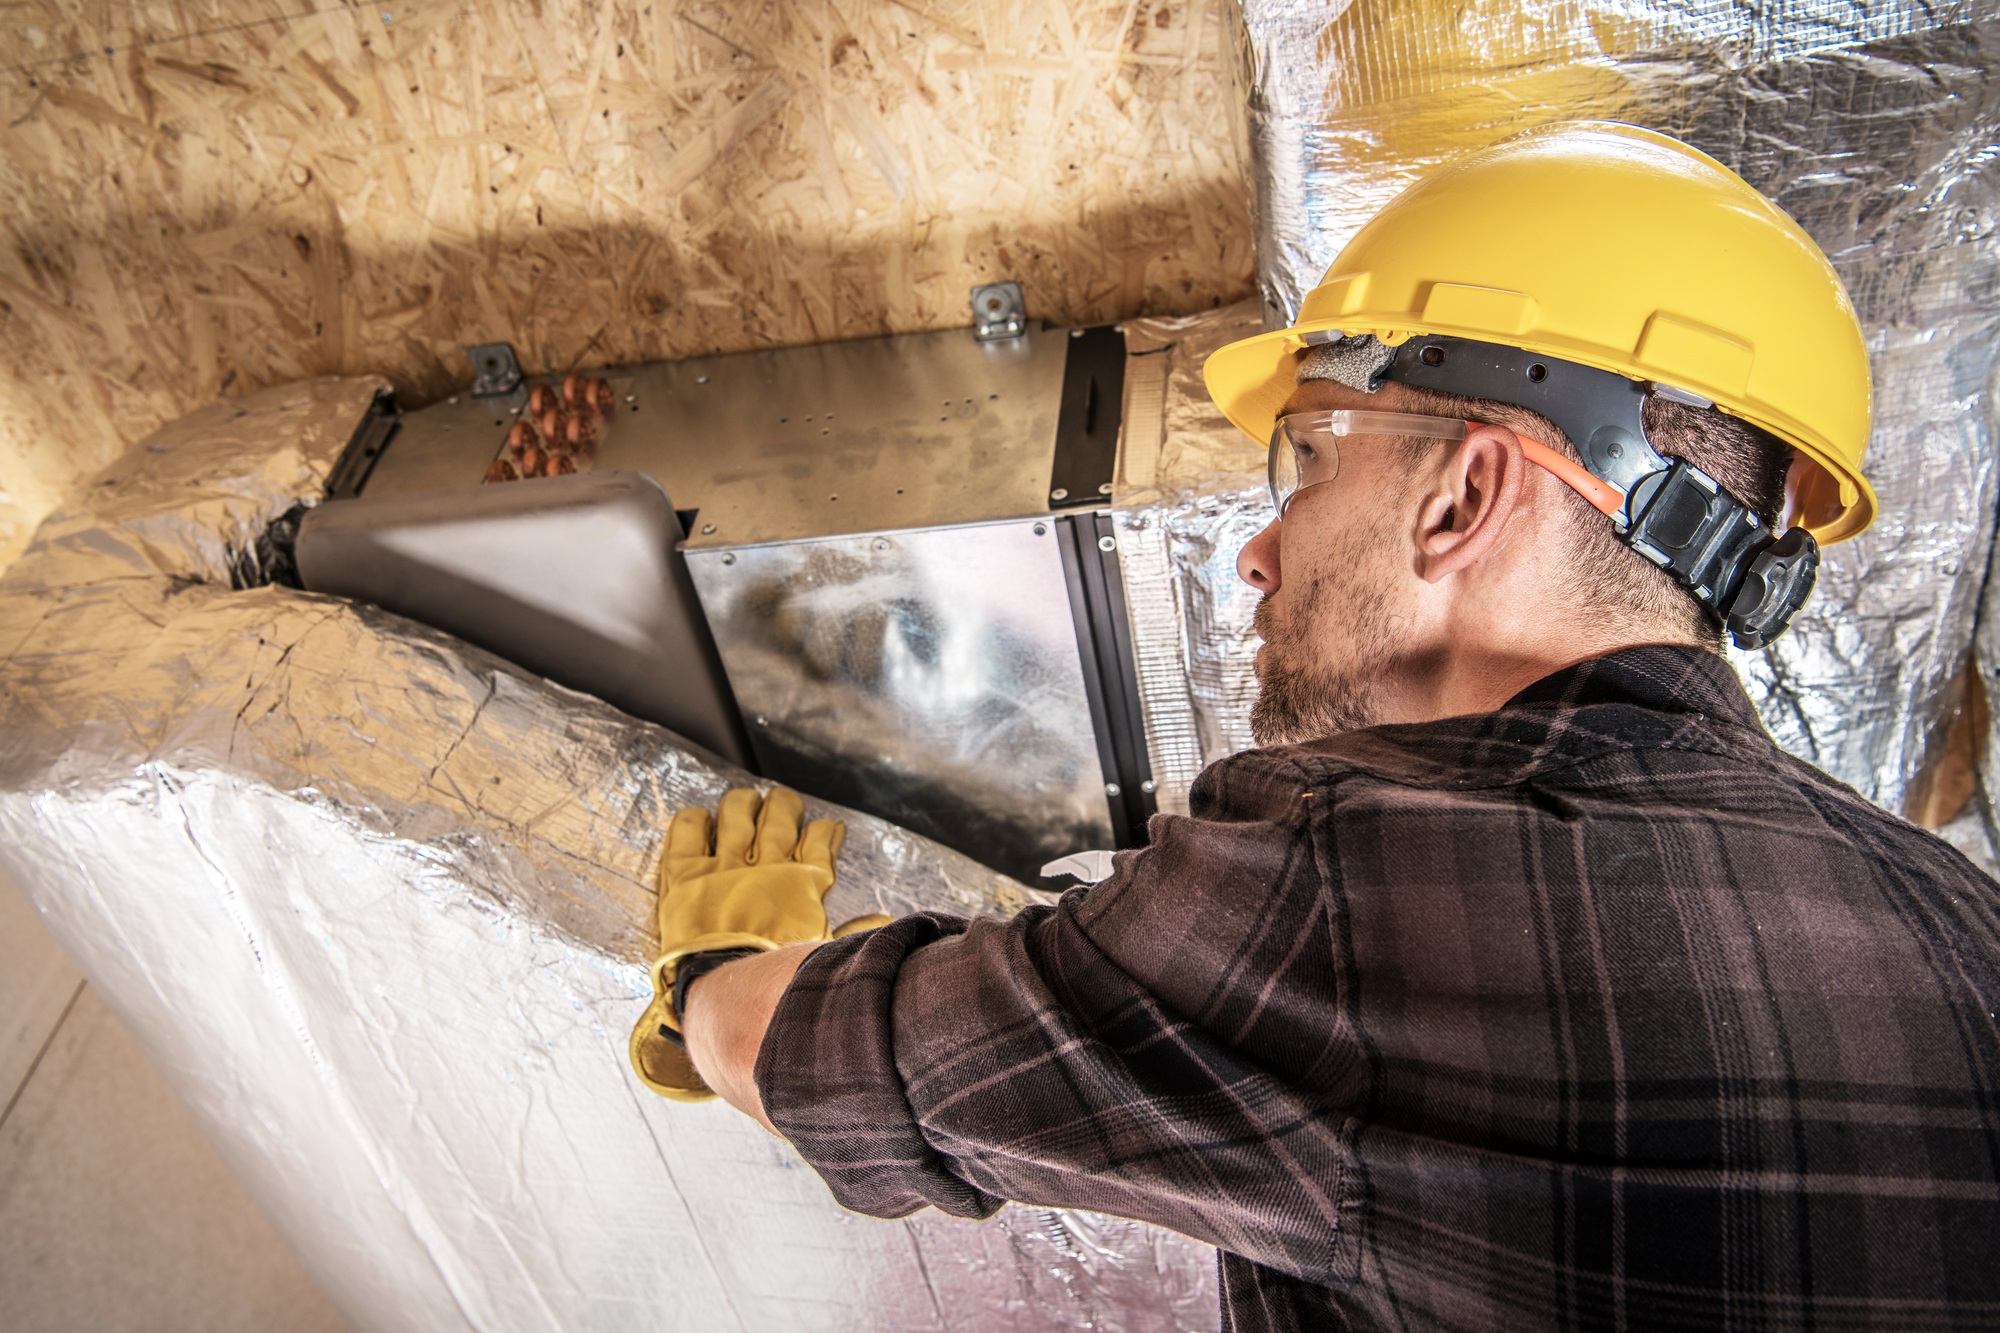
left=686, top=519, right=1116, bottom=885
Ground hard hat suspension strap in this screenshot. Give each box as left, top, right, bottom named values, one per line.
left=1381, top=334, right=1817, bottom=650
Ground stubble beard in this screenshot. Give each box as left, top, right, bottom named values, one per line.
left=1248, top=516, right=1404, bottom=747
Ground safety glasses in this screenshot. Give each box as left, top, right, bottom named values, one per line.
left=1267, top=410, right=1623, bottom=520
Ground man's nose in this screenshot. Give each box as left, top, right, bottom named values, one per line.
left=1237, top=519, right=1282, bottom=593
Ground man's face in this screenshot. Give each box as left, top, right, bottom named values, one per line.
left=1238, top=378, right=1437, bottom=746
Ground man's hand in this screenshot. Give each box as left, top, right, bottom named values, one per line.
left=628, top=786, right=887, bottom=1104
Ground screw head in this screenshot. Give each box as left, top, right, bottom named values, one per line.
left=1071, top=328, right=1086, bottom=338
left=721, top=553, right=735, bottom=566
left=701, top=523, right=716, bottom=535
left=1140, top=779, right=1157, bottom=794
left=872, top=537, right=890, bottom=552
left=1050, top=487, right=1069, bottom=501
left=1097, top=535, right=1116, bottom=552
left=1032, top=522, right=1048, bottom=536
left=1098, top=482, right=1113, bottom=494
left=1105, top=782, right=1122, bottom=797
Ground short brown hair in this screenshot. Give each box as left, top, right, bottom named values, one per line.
left=1389, top=385, right=1793, bottom=647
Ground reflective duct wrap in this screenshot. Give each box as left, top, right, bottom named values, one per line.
left=1115, top=303, right=1273, bottom=813
left=0, top=379, right=1217, bottom=1332
left=1230, top=0, right=2000, bottom=816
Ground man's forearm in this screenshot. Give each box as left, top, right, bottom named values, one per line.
left=683, top=941, right=816, bottom=1133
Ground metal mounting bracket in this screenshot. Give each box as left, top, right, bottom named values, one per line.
left=466, top=342, right=523, bottom=397
left=971, top=282, right=1027, bottom=341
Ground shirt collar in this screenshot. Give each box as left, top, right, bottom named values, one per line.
left=1504, top=644, right=1765, bottom=732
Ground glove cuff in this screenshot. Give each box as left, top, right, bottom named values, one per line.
left=654, top=947, right=764, bottom=1042
left=654, top=932, right=784, bottom=991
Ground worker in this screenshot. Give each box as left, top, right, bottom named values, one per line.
left=631, top=123, right=2000, bottom=1328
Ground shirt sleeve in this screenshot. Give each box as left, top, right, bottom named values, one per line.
left=752, top=754, right=1367, bottom=1281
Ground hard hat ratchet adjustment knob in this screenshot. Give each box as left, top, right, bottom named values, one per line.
left=1622, top=460, right=1817, bottom=649
left=1725, top=528, right=1819, bottom=651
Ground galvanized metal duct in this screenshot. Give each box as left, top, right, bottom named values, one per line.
left=1227, top=0, right=2000, bottom=818
left=0, top=379, right=1217, bottom=1332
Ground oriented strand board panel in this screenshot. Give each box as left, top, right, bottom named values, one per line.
left=0, top=0, right=1253, bottom=564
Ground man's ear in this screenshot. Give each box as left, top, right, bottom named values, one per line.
left=1414, top=423, right=1526, bottom=582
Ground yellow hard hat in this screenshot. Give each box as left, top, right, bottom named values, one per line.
left=1204, top=121, right=1876, bottom=543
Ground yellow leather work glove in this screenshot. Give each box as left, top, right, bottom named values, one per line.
left=629, top=786, right=889, bottom=1102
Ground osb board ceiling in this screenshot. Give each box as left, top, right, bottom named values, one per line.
left=0, top=0, right=1254, bottom=565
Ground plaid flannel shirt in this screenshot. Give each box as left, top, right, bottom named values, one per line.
left=756, top=646, right=2000, bottom=1331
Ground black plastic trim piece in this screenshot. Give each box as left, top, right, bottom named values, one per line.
left=1056, top=511, right=1157, bottom=850
left=1387, top=334, right=1666, bottom=497
left=1048, top=325, right=1126, bottom=510
left=324, top=389, right=402, bottom=500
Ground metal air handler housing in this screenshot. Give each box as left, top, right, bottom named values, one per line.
left=295, top=321, right=1153, bottom=885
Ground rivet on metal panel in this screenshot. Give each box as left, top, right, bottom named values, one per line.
left=1070, top=328, right=1085, bottom=338
left=696, top=375, right=710, bottom=385
left=872, top=538, right=891, bottom=552
left=1141, top=779, right=1157, bottom=794
left=721, top=553, right=735, bottom=566
left=1106, top=782, right=1122, bottom=797
left=1033, top=522, right=1048, bottom=536
left=1098, top=482, right=1113, bottom=495
left=1051, top=487, right=1069, bottom=501
left=701, top=523, right=716, bottom=535
left=1098, top=535, right=1117, bottom=552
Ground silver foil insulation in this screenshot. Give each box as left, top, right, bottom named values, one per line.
left=0, top=379, right=1218, bottom=1332
left=1227, top=0, right=2000, bottom=820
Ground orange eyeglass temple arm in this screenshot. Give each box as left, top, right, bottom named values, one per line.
left=1516, top=434, right=1626, bottom=517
